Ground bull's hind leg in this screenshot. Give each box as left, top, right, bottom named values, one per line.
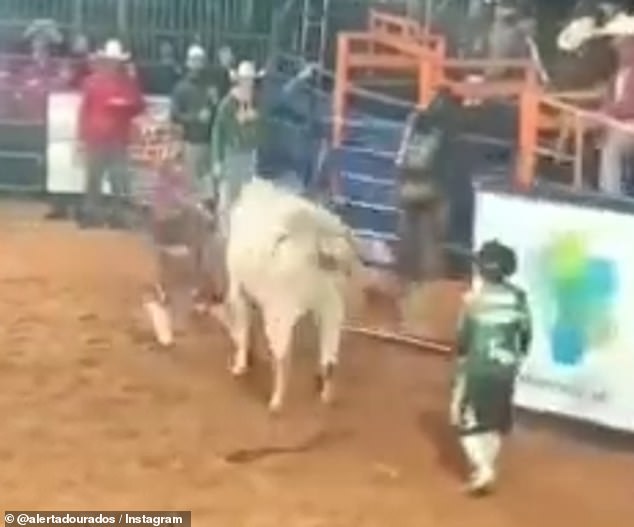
left=315, top=290, right=344, bottom=405
left=263, top=311, right=294, bottom=413
left=227, top=283, right=251, bottom=376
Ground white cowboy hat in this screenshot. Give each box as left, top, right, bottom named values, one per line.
left=557, top=16, right=599, bottom=51
left=187, top=44, right=206, bottom=60
left=96, top=39, right=130, bottom=61
left=230, top=60, right=265, bottom=82
left=596, top=13, right=634, bottom=37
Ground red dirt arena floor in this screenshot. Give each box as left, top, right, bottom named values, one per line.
left=1, top=202, right=633, bottom=526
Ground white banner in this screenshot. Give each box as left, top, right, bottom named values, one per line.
left=46, top=92, right=170, bottom=194
left=474, top=188, right=634, bottom=433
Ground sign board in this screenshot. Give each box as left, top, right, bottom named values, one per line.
left=46, top=92, right=170, bottom=194
left=474, top=188, right=634, bottom=432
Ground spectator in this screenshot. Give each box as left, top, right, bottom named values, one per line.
left=554, top=1, right=620, bottom=89
left=143, top=39, right=182, bottom=95
left=170, top=45, right=218, bottom=193
left=77, top=39, right=144, bottom=228
left=68, top=33, right=92, bottom=89
left=598, top=26, right=634, bottom=195
left=485, top=2, right=533, bottom=78
left=211, top=60, right=262, bottom=235
left=214, top=45, right=234, bottom=101
left=17, top=19, right=64, bottom=121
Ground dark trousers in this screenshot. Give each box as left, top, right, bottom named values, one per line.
left=397, top=202, right=445, bottom=283
left=82, top=144, right=131, bottom=223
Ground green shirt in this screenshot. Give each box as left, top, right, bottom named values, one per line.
left=455, top=281, right=532, bottom=380
left=211, top=93, right=260, bottom=166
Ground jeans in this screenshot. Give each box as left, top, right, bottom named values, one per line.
left=183, top=142, right=209, bottom=192
left=218, top=150, right=255, bottom=235
left=599, top=127, right=634, bottom=195
left=397, top=202, right=445, bottom=283
left=82, top=144, right=130, bottom=222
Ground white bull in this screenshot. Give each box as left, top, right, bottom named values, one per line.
left=223, top=178, right=361, bottom=412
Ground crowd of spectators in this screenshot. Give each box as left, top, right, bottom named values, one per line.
left=0, top=18, right=235, bottom=124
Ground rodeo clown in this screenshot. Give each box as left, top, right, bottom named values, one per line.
left=450, top=240, right=532, bottom=496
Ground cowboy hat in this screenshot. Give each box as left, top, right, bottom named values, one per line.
left=96, top=39, right=130, bottom=61
left=557, top=16, right=599, bottom=51
left=596, top=13, right=634, bottom=37
left=230, top=60, right=265, bottom=82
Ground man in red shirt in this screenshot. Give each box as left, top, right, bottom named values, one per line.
left=78, top=39, right=144, bottom=228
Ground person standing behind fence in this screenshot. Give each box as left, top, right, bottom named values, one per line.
left=170, top=45, right=218, bottom=195
left=77, top=39, right=144, bottom=229
left=597, top=24, right=634, bottom=195
left=215, top=45, right=234, bottom=102
left=211, top=60, right=262, bottom=235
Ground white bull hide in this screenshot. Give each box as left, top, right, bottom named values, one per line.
left=224, top=178, right=361, bottom=412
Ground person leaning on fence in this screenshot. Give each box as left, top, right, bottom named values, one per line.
left=142, top=142, right=224, bottom=348
left=77, top=39, right=145, bottom=229
left=450, top=240, right=532, bottom=496
left=395, top=88, right=456, bottom=330
left=170, top=45, right=218, bottom=195
left=596, top=18, right=634, bottom=195
left=210, top=60, right=263, bottom=235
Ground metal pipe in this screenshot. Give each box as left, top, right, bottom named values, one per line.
left=343, top=324, right=452, bottom=355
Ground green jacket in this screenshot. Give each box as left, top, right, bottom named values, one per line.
left=455, top=281, right=532, bottom=381
left=211, top=92, right=260, bottom=167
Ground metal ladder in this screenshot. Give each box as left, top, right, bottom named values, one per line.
left=299, top=0, right=330, bottom=67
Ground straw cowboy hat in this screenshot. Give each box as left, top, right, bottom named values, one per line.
left=96, top=39, right=130, bottom=61
left=24, top=19, right=62, bottom=45
left=230, top=60, right=265, bottom=82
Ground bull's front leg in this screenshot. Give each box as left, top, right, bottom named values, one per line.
left=315, top=289, right=344, bottom=405
left=263, top=310, right=294, bottom=413
left=227, top=283, right=251, bottom=376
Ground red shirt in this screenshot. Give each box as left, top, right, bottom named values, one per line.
left=78, top=69, right=145, bottom=147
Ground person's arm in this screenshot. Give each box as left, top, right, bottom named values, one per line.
left=516, top=290, right=532, bottom=359
left=128, top=75, right=145, bottom=117
left=77, top=77, right=92, bottom=144
left=603, top=70, right=634, bottom=119
left=170, top=83, right=197, bottom=125
left=450, top=303, right=471, bottom=425
left=211, top=96, right=230, bottom=173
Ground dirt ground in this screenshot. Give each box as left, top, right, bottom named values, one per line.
left=1, top=203, right=633, bottom=526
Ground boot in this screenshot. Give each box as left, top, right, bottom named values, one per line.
left=460, top=434, right=495, bottom=496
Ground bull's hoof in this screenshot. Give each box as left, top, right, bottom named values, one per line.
left=230, top=361, right=248, bottom=377
left=320, top=383, right=335, bottom=405
left=268, top=398, right=283, bottom=414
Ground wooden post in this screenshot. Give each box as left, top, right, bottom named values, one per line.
left=516, top=68, right=539, bottom=190
left=418, top=50, right=433, bottom=107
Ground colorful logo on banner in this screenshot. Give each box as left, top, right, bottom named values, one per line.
left=530, top=232, right=618, bottom=366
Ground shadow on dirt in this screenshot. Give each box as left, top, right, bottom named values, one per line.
left=418, top=409, right=467, bottom=480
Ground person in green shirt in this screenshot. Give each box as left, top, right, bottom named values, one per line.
left=210, top=60, right=262, bottom=235
left=450, top=240, right=532, bottom=496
